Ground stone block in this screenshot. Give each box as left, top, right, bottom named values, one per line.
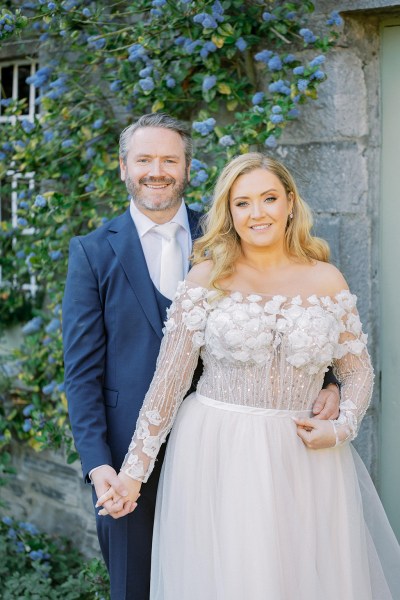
left=276, top=142, right=368, bottom=213
left=313, top=215, right=341, bottom=266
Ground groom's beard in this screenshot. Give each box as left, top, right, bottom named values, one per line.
left=126, top=174, right=188, bottom=212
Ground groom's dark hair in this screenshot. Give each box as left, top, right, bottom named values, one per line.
left=119, top=113, right=193, bottom=167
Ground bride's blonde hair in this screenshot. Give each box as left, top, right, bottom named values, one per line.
left=192, top=153, right=330, bottom=291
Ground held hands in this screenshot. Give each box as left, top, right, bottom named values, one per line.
left=95, top=471, right=142, bottom=519
left=294, top=384, right=340, bottom=449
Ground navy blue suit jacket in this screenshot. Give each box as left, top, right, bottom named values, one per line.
left=62, top=206, right=202, bottom=482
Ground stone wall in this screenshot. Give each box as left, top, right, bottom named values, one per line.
left=3, top=1, right=400, bottom=557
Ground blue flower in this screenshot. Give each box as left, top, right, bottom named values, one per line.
left=0, top=98, right=12, bottom=107
left=18, top=201, right=29, bottom=210
left=202, top=75, right=217, bottom=93
left=192, top=118, right=216, bottom=136
left=166, top=76, right=176, bottom=88
left=268, top=56, right=282, bottom=71
left=22, top=419, right=32, bottom=432
left=2, top=516, right=13, bottom=526
left=15, top=140, right=26, bottom=149
left=57, top=382, right=65, bottom=393
left=109, top=80, right=122, bottom=92
left=93, top=119, right=103, bottom=130
left=200, top=41, right=217, bottom=59
left=56, top=225, right=68, bottom=236
left=44, top=130, right=54, bottom=142
left=188, top=202, right=203, bottom=212
left=45, top=318, right=60, bottom=333
left=195, top=169, right=209, bottom=183
left=2, top=142, right=13, bottom=152
left=268, top=79, right=291, bottom=95
left=191, top=158, right=208, bottom=171
left=61, top=139, right=73, bottom=149
left=283, top=54, right=296, bottom=64
left=17, top=217, right=28, bottom=227
left=16, top=250, right=26, bottom=259
left=21, top=119, right=35, bottom=134
left=183, top=39, right=202, bottom=54
left=85, top=182, right=96, bottom=192
left=87, top=36, right=106, bottom=50
left=23, top=404, right=34, bottom=417
left=310, top=70, right=325, bottom=81
left=235, top=37, right=247, bottom=52
left=49, top=250, right=63, bottom=261
left=271, top=105, right=282, bottom=114
left=152, top=0, right=166, bottom=5
left=264, top=135, right=277, bottom=148
left=150, top=8, right=162, bottom=17
left=253, top=106, right=264, bottom=114
left=219, top=135, right=235, bottom=147
left=0, top=152, right=5, bottom=161
left=82, top=7, right=91, bottom=16
left=29, top=550, right=44, bottom=561
left=262, top=12, right=276, bottom=22
left=20, top=521, right=40, bottom=535
left=297, top=78, right=309, bottom=92
left=254, top=50, right=273, bottom=64
left=105, top=57, right=116, bottom=65
left=174, top=35, right=186, bottom=46
left=309, top=55, right=325, bottom=67
left=299, top=28, right=317, bottom=44
left=326, top=11, right=343, bottom=27
left=85, top=147, right=96, bottom=159
left=293, top=66, right=305, bottom=76
left=128, top=44, right=147, bottom=60
left=42, top=381, right=56, bottom=395
left=34, top=195, right=47, bottom=208
left=212, top=0, right=224, bottom=22
left=22, top=317, right=43, bottom=335
left=8, top=528, right=17, bottom=539
left=193, top=13, right=218, bottom=29
left=139, top=66, right=153, bottom=77
left=270, top=114, right=284, bottom=124
left=285, top=11, right=296, bottom=20
left=252, top=92, right=265, bottom=105
left=15, top=541, right=25, bottom=553
left=139, top=77, right=155, bottom=92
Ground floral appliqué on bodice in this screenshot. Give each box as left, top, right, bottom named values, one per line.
left=121, top=281, right=373, bottom=482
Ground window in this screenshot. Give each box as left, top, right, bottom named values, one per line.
left=0, top=60, right=38, bottom=295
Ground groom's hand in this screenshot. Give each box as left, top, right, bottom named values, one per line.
left=312, top=383, right=340, bottom=420
left=92, top=465, right=133, bottom=517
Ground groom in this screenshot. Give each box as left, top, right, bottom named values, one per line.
left=62, top=113, right=340, bottom=600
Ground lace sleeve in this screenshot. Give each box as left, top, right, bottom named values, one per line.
left=330, top=291, right=374, bottom=446
left=121, top=281, right=210, bottom=482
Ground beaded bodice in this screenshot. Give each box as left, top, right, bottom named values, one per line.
left=122, top=280, right=373, bottom=482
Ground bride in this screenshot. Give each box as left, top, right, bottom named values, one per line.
left=97, top=153, right=400, bottom=599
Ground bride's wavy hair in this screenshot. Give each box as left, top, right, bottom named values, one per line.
left=192, top=153, right=330, bottom=291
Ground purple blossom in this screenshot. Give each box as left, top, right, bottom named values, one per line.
left=166, top=76, right=176, bottom=88
left=34, top=195, right=47, bottom=208
left=268, top=79, right=291, bottom=96
left=109, top=80, right=122, bottom=92
left=22, top=317, right=43, bottom=335
left=42, top=381, right=56, bottom=395
left=202, top=75, right=217, bottom=93
left=17, top=217, right=28, bottom=227
left=45, top=318, right=60, bottom=333
left=2, top=516, right=13, bottom=526
left=87, top=36, right=106, bottom=50
left=21, top=120, right=35, bottom=134
left=200, top=41, right=217, bottom=59
left=23, top=404, right=34, bottom=417
left=283, top=54, right=296, bottom=64
left=293, top=66, right=305, bottom=76
left=270, top=114, right=284, bottom=124
left=192, top=118, right=216, bottom=136
left=139, top=66, right=153, bottom=78
left=44, top=130, right=54, bottom=142
left=19, top=201, right=29, bottom=210
left=299, top=28, right=317, bottom=44
left=139, top=77, right=155, bottom=92
left=219, top=135, right=235, bottom=147
left=309, top=55, right=326, bottom=67
left=262, top=12, right=276, bottom=22
left=23, top=419, right=32, bottom=432
left=49, top=250, right=63, bottom=261
left=310, top=70, right=325, bottom=81
left=252, top=92, right=265, bottom=105
left=297, top=79, right=309, bottom=92
left=272, top=105, right=282, bottom=114
left=152, top=0, right=166, bottom=5
left=19, top=522, right=40, bottom=535
left=326, top=11, right=343, bottom=27
left=235, top=37, right=247, bottom=52
left=264, top=135, right=277, bottom=149
left=93, top=119, right=103, bottom=129
left=193, top=13, right=218, bottom=29
left=128, top=44, right=147, bottom=61
left=150, top=8, right=162, bottom=17
left=85, top=182, right=96, bottom=192
left=254, top=50, right=273, bottom=64
left=82, top=7, right=91, bottom=16
left=191, top=158, right=208, bottom=171
left=61, top=139, right=73, bottom=149
left=268, top=56, right=282, bottom=71
left=0, top=152, right=6, bottom=161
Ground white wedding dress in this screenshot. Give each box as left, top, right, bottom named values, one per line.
left=122, top=281, right=400, bottom=600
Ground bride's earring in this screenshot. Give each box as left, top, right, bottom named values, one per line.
left=289, top=212, right=293, bottom=219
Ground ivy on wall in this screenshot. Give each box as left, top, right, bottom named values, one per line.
left=0, top=0, right=342, bottom=463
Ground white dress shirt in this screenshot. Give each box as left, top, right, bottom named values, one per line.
left=129, top=198, right=192, bottom=291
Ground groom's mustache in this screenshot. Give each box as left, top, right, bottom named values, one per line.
left=139, top=176, right=176, bottom=185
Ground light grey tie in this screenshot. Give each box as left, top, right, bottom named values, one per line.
left=155, top=222, right=184, bottom=300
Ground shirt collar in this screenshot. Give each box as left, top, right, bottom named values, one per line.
left=129, top=198, right=190, bottom=237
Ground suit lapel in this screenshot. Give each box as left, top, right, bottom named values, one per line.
left=107, top=210, right=164, bottom=340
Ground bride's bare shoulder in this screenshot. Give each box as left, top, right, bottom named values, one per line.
left=186, top=260, right=213, bottom=287
left=313, top=261, right=349, bottom=296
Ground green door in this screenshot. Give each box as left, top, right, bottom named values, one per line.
left=380, top=21, right=400, bottom=541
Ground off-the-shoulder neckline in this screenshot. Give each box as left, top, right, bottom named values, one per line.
left=182, top=279, right=354, bottom=302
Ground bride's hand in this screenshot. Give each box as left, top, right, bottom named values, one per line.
left=96, top=473, right=142, bottom=518
left=293, top=418, right=336, bottom=449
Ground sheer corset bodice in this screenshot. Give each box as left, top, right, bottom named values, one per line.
left=122, top=280, right=374, bottom=482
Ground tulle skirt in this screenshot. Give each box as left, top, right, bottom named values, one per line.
left=150, top=393, right=400, bottom=600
